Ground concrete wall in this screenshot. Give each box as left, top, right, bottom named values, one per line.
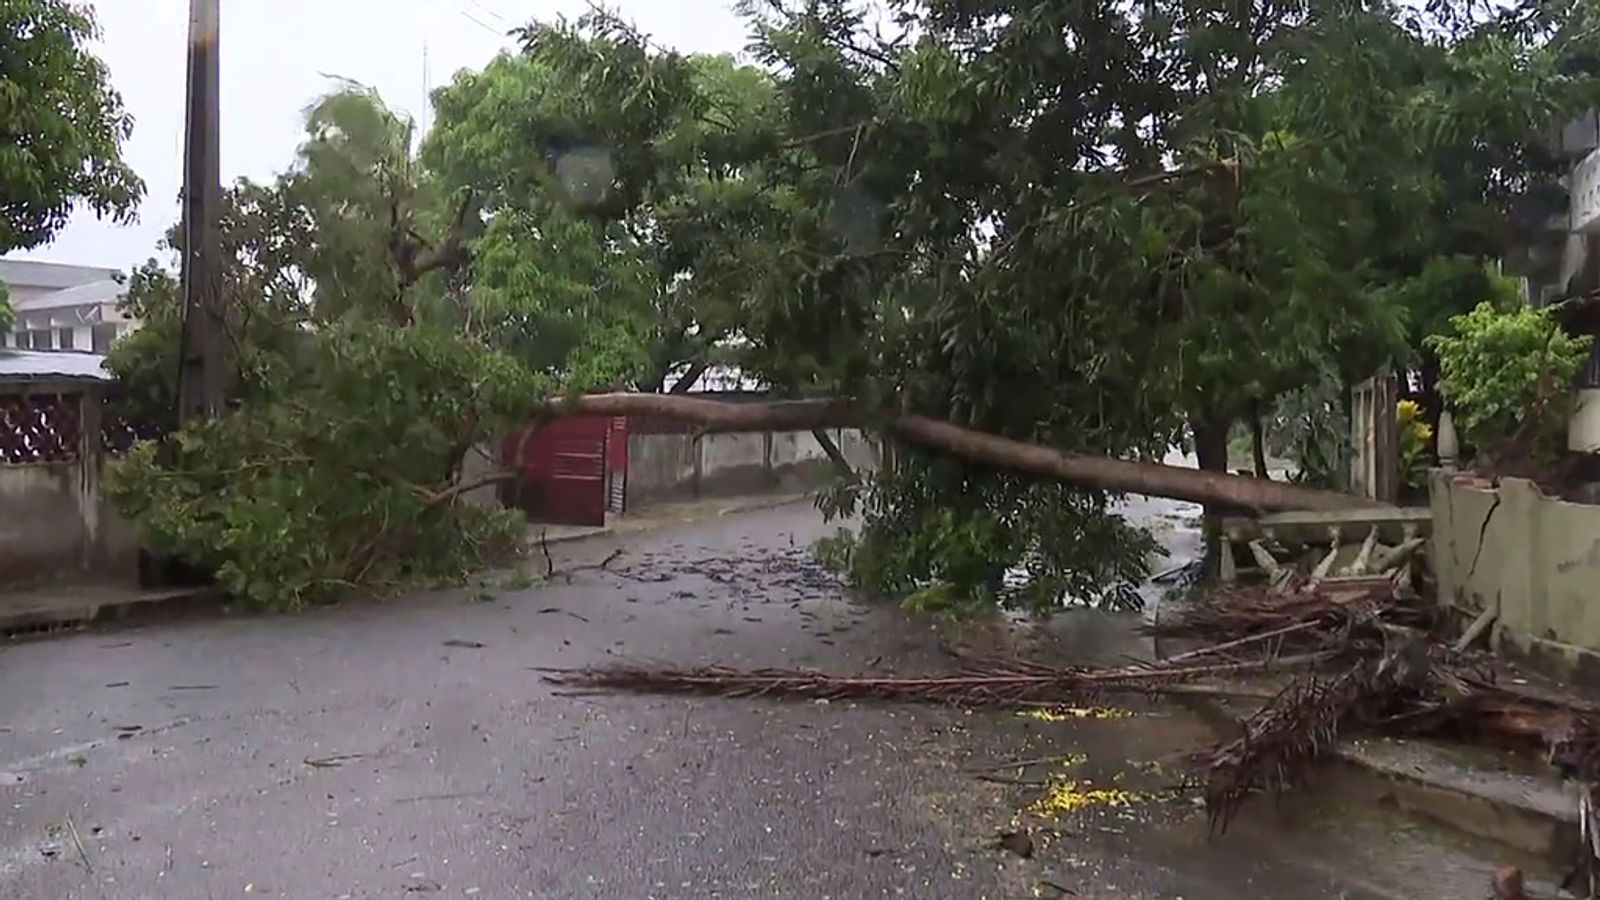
left=0, top=458, right=138, bottom=589
left=1430, top=471, right=1600, bottom=679
left=0, top=388, right=139, bottom=588
left=627, top=429, right=878, bottom=507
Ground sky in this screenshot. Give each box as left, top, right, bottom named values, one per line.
left=12, top=0, right=751, bottom=272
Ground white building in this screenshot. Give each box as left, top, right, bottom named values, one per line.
left=1554, top=111, right=1600, bottom=452
left=0, top=259, right=136, bottom=354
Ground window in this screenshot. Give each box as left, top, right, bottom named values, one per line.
left=91, top=324, right=119, bottom=353
left=57, top=327, right=74, bottom=350
left=18, top=330, right=52, bottom=350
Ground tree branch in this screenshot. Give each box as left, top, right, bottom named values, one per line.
left=399, top=189, right=476, bottom=289
left=425, top=470, right=518, bottom=506
left=812, top=428, right=856, bottom=481
left=668, top=360, right=710, bottom=394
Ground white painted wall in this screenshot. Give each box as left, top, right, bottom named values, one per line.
left=1, top=303, right=133, bottom=352
left=1573, top=147, right=1600, bottom=234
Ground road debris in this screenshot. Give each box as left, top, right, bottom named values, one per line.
left=64, top=815, right=91, bottom=872
left=539, top=556, right=1600, bottom=870
left=304, top=752, right=366, bottom=768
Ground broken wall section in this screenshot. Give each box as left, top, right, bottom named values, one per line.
left=1431, top=471, right=1600, bottom=679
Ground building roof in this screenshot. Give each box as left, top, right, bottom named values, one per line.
left=0, top=258, right=121, bottom=291
left=0, top=349, right=113, bottom=383
left=13, top=277, right=124, bottom=313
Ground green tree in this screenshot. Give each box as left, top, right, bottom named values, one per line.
left=0, top=0, right=144, bottom=320
left=424, top=16, right=788, bottom=390
left=106, top=89, right=541, bottom=610
left=723, top=0, right=1600, bottom=609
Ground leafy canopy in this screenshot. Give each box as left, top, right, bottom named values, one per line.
left=0, top=0, right=144, bottom=320
left=107, top=89, right=547, bottom=610
left=723, top=0, right=1600, bottom=608
left=107, top=326, right=541, bottom=610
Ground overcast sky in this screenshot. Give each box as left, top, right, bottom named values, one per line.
left=12, top=0, right=750, bottom=272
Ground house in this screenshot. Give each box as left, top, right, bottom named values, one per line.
left=0, top=259, right=136, bottom=354
left=1514, top=110, right=1600, bottom=452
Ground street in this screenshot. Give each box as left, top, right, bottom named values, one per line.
left=2, top=501, right=1521, bottom=898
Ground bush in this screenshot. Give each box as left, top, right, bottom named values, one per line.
left=1425, top=302, right=1591, bottom=467
left=107, top=326, right=544, bottom=610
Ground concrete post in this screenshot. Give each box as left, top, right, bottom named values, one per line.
left=76, top=388, right=103, bottom=570
left=1437, top=411, right=1459, bottom=471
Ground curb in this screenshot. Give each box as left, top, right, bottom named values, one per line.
left=1, top=586, right=227, bottom=640
left=1175, top=691, right=1579, bottom=859
left=529, top=492, right=812, bottom=548
left=4, top=493, right=814, bottom=639
left=1335, top=737, right=1579, bottom=860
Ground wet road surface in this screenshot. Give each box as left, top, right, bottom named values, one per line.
left=1, top=501, right=1528, bottom=898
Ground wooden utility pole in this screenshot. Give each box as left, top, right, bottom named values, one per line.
left=177, top=0, right=225, bottom=425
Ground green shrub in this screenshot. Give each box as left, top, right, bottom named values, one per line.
left=1425, top=302, right=1591, bottom=466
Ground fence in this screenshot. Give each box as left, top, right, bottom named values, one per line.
left=627, top=428, right=879, bottom=507
left=0, top=383, right=141, bottom=588
left=1350, top=374, right=1399, bottom=503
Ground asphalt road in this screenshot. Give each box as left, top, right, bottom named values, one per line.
left=1, top=501, right=1518, bottom=899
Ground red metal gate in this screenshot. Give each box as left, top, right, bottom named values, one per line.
left=503, top=416, right=621, bottom=526
left=606, top=415, right=629, bottom=515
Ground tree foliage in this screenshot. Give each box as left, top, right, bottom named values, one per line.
left=423, top=21, right=788, bottom=390
left=107, top=89, right=542, bottom=610
left=701, top=0, right=1594, bottom=607
left=1427, top=302, right=1591, bottom=467
left=103, top=0, right=1600, bottom=614
left=0, top=0, right=144, bottom=320
left=107, top=326, right=540, bottom=610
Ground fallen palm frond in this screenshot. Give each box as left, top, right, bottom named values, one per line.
left=1148, top=577, right=1435, bottom=665
left=536, top=651, right=1333, bottom=706
left=1203, top=664, right=1383, bottom=832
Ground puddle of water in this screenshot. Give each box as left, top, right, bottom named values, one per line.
left=974, top=676, right=1551, bottom=899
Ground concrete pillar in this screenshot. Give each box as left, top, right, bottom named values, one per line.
left=76, top=388, right=103, bottom=570
left=1569, top=388, right=1600, bottom=453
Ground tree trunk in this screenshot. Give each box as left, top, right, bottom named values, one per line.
left=1248, top=401, right=1269, bottom=479
left=1191, top=415, right=1231, bottom=476
left=1189, top=412, right=1235, bottom=578
left=536, top=394, right=1379, bottom=513
left=1420, top=352, right=1442, bottom=457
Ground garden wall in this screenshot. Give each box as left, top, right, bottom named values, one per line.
left=0, top=387, right=140, bottom=588
left=1430, top=471, right=1600, bottom=679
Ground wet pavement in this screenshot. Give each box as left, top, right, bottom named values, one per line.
left=0, top=500, right=1535, bottom=898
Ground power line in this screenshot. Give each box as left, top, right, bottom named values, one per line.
left=465, top=0, right=507, bottom=24
left=458, top=9, right=502, bottom=36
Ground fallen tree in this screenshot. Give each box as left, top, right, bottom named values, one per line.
left=536, top=393, right=1382, bottom=514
